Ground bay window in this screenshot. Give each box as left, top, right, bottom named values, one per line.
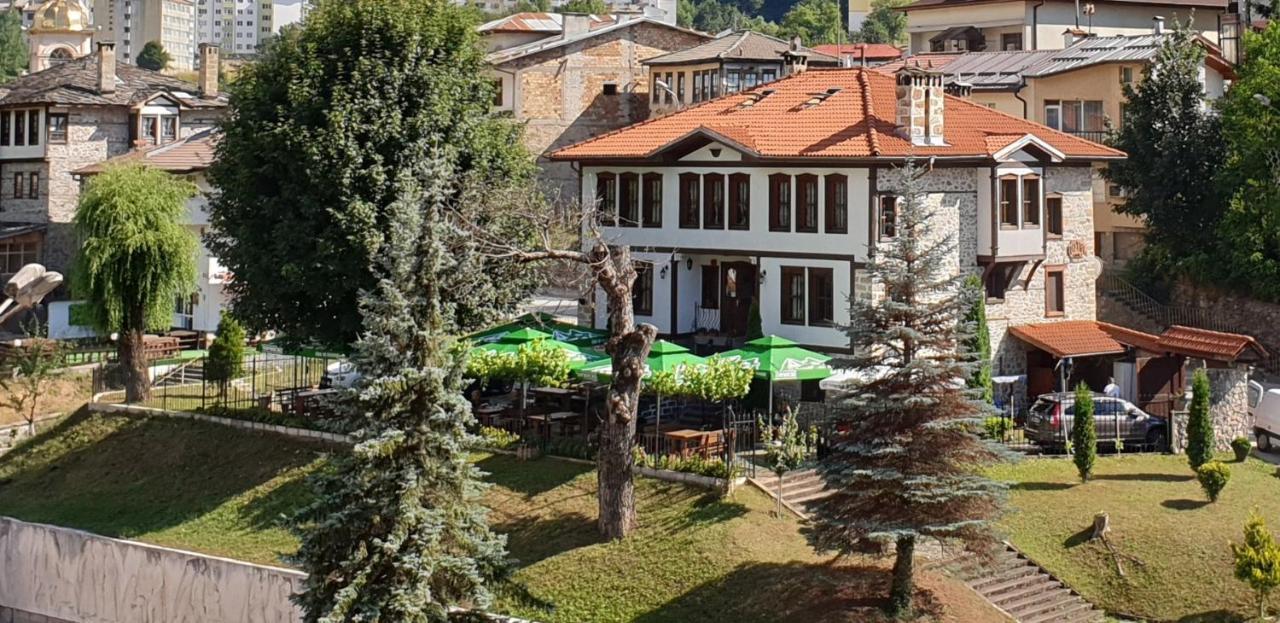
left=999, top=176, right=1019, bottom=227
left=1021, top=175, right=1040, bottom=227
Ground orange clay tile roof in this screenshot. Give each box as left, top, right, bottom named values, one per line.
left=1008, top=321, right=1130, bottom=359
left=550, top=67, right=1124, bottom=161
left=1159, top=325, right=1269, bottom=362
left=73, top=129, right=216, bottom=175
left=811, top=43, right=903, bottom=60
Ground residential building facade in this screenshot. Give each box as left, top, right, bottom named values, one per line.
left=902, top=0, right=1226, bottom=54
left=194, top=0, right=307, bottom=61
left=484, top=15, right=709, bottom=200
left=878, top=30, right=1233, bottom=265
left=92, top=0, right=197, bottom=70
left=552, top=66, right=1123, bottom=380
left=0, top=40, right=225, bottom=281
left=643, top=31, right=840, bottom=117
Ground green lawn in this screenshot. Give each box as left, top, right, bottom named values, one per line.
left=0, top=412, right=1004, bottom=622
left=990, top=453, right=1280, bottom=622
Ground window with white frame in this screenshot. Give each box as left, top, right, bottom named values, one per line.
left=997, top=172, right=1043, bottom=228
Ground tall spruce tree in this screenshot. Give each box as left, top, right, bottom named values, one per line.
left=291, top=151, right=507, bottom=621
left=806, top=162, right=1006, bottom=617
left=1103, top=18, right=1225, bottom=277
left=207, top=0, right=536, bottom=349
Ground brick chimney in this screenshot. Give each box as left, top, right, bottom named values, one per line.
left=199, top=43, right=220, bottom=98
left=97, top=41, right=115, bottom=95
left=562, top=13, right=591, bottom=39
left=895, top=65, right=945, bottom=146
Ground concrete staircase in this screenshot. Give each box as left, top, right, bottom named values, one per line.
left=942, top=545, right=1106, bottom=623
left=749, top=468, right=832, bottom=517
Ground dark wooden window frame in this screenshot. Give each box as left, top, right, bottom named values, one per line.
left=998, top=175, right=1019, bottom=228
left=877, top=194, right=900, bottom=240
left=1021, top=174, right=1041, bottom=229
left=807, top=266, right=834, bottom=326
left=769, top=173, right=791, bottom=232
left=824, top=173, right=848, bottom=234
left=1044, top=265, right=1066, bottom=317
left=780, top=265, right=806, bottom=325
left=703, top=173, right=725, bottom=229
left=679, top=172, right=701, bottom=229
left=700, top=263, right=720, bottom=310
left=11, top=172, right=20, bottom=199
left=27, top=172, right=37, bottom=200
left=47, top=112, right=68, bottom=144
left=795, top=174, right=819, bottom=233
left=618, top=172, right=640, bottom=227
left=1045, top=194, right=1064, bottom=238
left=596, top=172, right=617, bottom=227
left=729, top=172, right=750, bottom=230
left=633, top=261, right=654, bottom=316
left=642, top=172, right=663, bottom=228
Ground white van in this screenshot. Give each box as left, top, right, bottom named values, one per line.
left=1250, top=383, right=1280, bottom=451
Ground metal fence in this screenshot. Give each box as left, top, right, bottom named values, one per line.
left=93, top=351, right=340, bottom=419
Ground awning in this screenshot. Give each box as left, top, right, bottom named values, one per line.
left=1008, top=320, right=1128, bottom=359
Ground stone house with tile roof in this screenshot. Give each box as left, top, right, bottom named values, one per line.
left=551, top=65, right=1124, bottom=383
left=483, top=15, right=710, bottom=202
left=0, top=42, right=225, bottom=282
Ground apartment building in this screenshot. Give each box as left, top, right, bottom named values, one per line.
left=193, top=0, right=306, bottom=60
left=92, top=0, right=196, bottom=70
left=551, top=66, right=1123, bottom=381
left=902, top=0, right=1226, bottom=53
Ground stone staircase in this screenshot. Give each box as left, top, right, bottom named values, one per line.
left=941, top=545, right=1106, bottom=623
left=748, top=468, right=832, bottom=517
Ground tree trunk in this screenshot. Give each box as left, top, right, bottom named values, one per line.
left=593, top=244, right=655, bottom=541
left=889, top=535, right=915, bottom=616
left=121, top=328, right=150, bottom=403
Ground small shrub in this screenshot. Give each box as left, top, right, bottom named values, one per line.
left=1197, top=461, right=1231, bottom=502
left=983, top=416, right=1012, bottom=440
left=476, top=426, right=520, bottom=450
left=635, top=449, right=738, bottom=480
left=1072, top=383, right=1097, bottom=482
left=543, top=437, right=596, bottom=461
left=1233, top=436, right=1253, bottom=462
left=1232, top=509, right=1280, bottom=620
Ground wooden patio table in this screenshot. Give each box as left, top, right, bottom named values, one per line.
left=664, top=429, right=710, bottom=457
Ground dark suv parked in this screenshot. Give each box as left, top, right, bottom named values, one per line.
left=1025, top=393, right=1168, bottom=452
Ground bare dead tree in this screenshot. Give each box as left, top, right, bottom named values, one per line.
left=462, top=187, right=657, bottom=540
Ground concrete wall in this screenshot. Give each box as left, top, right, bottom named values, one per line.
left=0, top=516, right=305, bottom=623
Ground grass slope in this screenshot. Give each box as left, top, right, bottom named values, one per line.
left=991, top=453, right=1280, bottom=622
left=0, top=413, right=1004, bottom=622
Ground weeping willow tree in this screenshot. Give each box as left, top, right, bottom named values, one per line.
left=73, top=164, right=197, bottom=402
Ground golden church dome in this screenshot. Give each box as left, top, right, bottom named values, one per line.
left=29, top=0, right=92, bottom=34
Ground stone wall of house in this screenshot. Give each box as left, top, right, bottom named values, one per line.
left=500, top=22, right=707, bottom=202
left=1205, top=363, right=1251, bottom=450
left=875, top=165, right=1098, bottom=378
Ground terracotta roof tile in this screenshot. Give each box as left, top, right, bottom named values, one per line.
left=74, top=129, right=217, bottom=175
left=550, top=68, right=1124, bottom=161
left=1008, top=320, right=1128, bottom=358
left=811, top=43, right=902, bottom=61
left=1159, top=325, right=1268, bottom=362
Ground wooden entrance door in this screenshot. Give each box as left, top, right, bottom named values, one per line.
left=719, top=261, right=756, bottom=336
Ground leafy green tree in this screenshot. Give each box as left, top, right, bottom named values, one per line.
left=1233, top=509, right=1280, bottom=620
left=855, top=0, right=908, bottom=45
left=291, top=150, right=507, bottom=621
left=1186, top=367, right=1214, bottom=470
left=0, top=11, right=26, bottom=83
left=1104, top=18, right=1225, bottom=279
left=0, top=331, right=64, bottom=436
left=204, top=311, right=246, bottom=404
left=679, top=0, right=780, bottom=35
left=779, top=0, right=844, bottom=45
left=207, top=0, right=536, bottom=350
left=559, top=0, right=607, bottom=12
left=1071, top=383, right=1097, bottom=482
left=962, top=275, right=992, bottom=404
left=681, top=356, right=753, bottom=402
left=1214, top=22, right=1280, bottom=300
left=136, top=41, right=171, bottom=71
left=73, top=164, right=197, bottom=402
left=760, top=408, right=815, bottom=517
left=805, top=163, right=1005, bottom=617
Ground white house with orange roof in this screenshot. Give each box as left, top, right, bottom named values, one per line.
left=550, top=65, right=1124, bottom=379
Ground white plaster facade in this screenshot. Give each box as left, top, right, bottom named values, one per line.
left=581, top=142, right=1099, bottom=371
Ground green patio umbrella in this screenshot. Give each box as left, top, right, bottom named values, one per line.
left=468, top=312, right=608, bottom=348
left=718, top=335, right=833, bottom=413
left=471, top=327, right=595, bottom=363
left=575, top=340, right=706, bottom=434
